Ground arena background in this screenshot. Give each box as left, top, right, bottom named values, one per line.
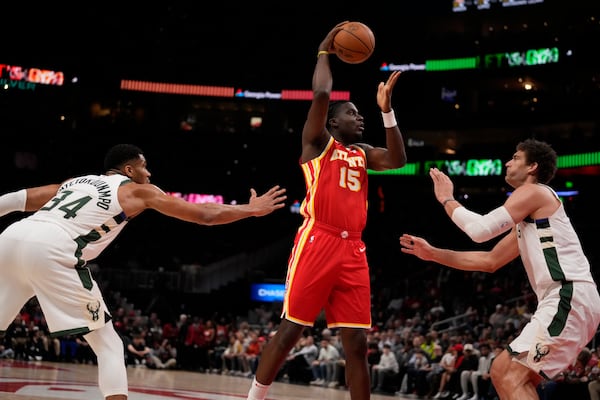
left=1, top=1, right=598, bottom=319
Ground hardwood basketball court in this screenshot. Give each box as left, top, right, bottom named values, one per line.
left=0, top=359, right=415, bottom=400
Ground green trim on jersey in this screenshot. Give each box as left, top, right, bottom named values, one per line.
left=548, top=282, right=573, bottom=337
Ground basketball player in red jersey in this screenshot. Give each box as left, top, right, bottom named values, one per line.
left=247, top=22, right=407, bottom=400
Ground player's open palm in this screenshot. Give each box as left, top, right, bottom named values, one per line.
left=429, top=167, right=455, bottom=204
left=399, top=234, right=434, bottom=262
left=377, top=70, right=401, bottom=112
left=248, top=185, right=287, bottom=216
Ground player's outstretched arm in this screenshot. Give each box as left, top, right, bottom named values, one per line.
left=364, top=71, right=407, bottom=171
left=0, top=184, right=61, bottom=216
left=399, top=231, right=519, bottom=273
left=430, top=168, right=515, bottom=243
left=137, top=184, right=287, bottom=226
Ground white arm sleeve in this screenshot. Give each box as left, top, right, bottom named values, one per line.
left=0, top=189, right=26, bottom=217
left=451, top=205, right=515, bottom=243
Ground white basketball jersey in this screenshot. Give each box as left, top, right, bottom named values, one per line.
left=26, top=174, right=131, bottom=264
left=516, top=184, right=594, bottom=300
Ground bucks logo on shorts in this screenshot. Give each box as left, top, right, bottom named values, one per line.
left=533, top=342, right=550, bottom=363
left=86, top=300, right=101, bottom=322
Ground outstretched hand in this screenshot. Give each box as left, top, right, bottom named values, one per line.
left=318, top=21, right=349, bottom=54
left=377, top=70, right=401, bottom=112
left=429, top=167, right=455, bottom=205
left=399, top=233, right=434, bottom=261
left=248, top=185, right=287, bottom=217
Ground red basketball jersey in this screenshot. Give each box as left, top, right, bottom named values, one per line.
left=299, top=137, right=368, bottom=231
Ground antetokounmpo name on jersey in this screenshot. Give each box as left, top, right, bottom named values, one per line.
left=59, top=178, right=113, bottom=210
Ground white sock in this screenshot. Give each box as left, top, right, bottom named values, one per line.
left=247, top=377, right=270, bottom=400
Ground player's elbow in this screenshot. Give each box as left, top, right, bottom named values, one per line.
left=313, top=89, right=331, bottom=101
left=193, top=208, right=219, bottom=226
left=463, top=223, right=495, bottom=243
left=382, top=156, right=407, bottom=170
left=489, top=263, right=505, bottom=273
left=391, top=157, right=407, bottom=169
left=482, top=259, right=505, bottom=273
left=372, top=156, right=407, bottom=171
left=453, top=206, right=514, bottom=244
left=197, top=214, right=218, bottom=226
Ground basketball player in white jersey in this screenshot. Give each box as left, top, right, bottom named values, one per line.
left=399, top=139, right=600, bottom=400
left=0, top=143, right=287, bottom=400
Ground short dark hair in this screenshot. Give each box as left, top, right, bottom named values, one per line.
left=516, top=138, right=557, bottom=184
left=103, top=144, right=144, bottom=171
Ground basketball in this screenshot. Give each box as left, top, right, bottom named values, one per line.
left=333, top=22, right=375, bottom=64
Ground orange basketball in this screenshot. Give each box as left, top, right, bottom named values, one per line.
left=333, top=21, right=375, bottom=64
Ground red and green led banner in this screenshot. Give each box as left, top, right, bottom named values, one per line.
left=121, top=79, right=351, bottom=101
left=369, top=152, right=600, bottom=176
left=0, top=63, right=64, bottom=86
left=381, top=47, right=559, bottom=73
left=121, top=80, right=233, bottom=97
left=368, top=159, right=502, bottom=177
left=556, top=152, right=600, bottom=169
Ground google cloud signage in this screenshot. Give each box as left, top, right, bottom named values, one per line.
left=250, top=283, right=285, bottom=303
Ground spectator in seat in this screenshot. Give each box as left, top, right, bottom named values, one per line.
left=371, top=343, right=399, bottom=393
